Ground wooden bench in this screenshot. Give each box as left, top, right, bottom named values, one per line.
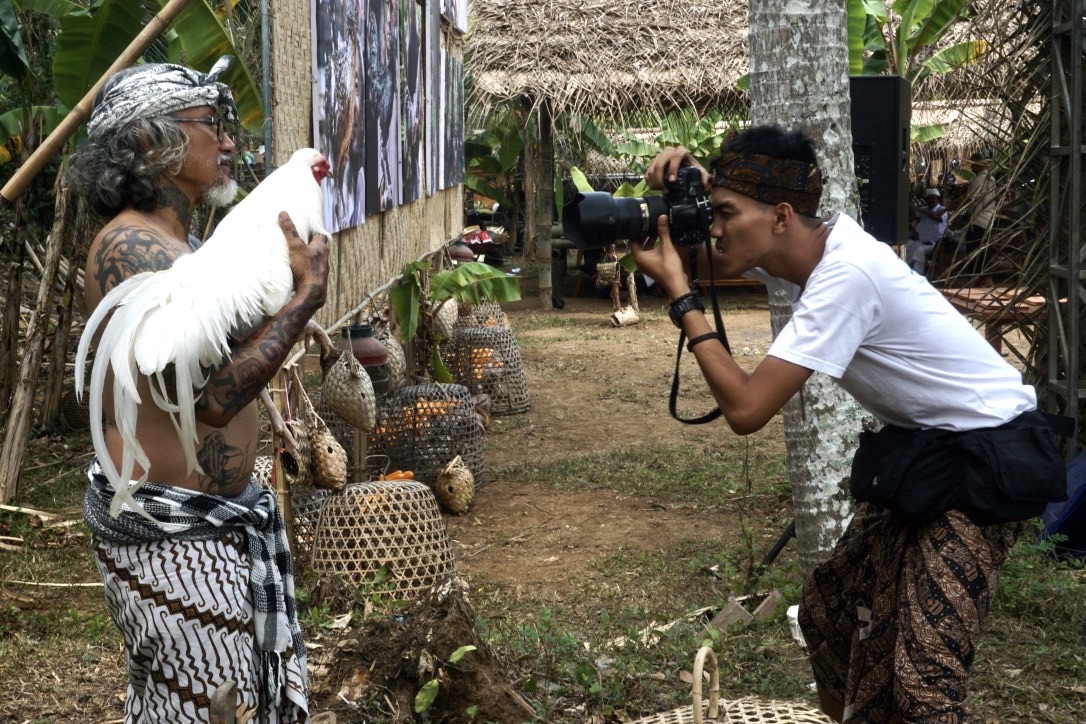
left=940, top=287, right=1047, bottom=353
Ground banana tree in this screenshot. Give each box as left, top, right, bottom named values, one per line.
left=847, top=0, right=987, bottom=143
left=0, top=0, right=264, bottom=166
left=389, top=260, right=521, bottom=382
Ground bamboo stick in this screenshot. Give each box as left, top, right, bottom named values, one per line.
left=0, top=0, right=195, bottom=205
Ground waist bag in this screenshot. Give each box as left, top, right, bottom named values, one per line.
left=850, top=410, right=1069, bottom=524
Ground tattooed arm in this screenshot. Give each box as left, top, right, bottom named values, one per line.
left=194, top=212, right=330, bottom=427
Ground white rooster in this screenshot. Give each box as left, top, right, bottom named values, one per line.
left=76, top=148, right=332, bottom=518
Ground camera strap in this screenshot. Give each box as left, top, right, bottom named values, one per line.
left=668, top=242, right=732, bottom=425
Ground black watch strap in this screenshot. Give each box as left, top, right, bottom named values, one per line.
left=668, top=292, right=705, bottom=328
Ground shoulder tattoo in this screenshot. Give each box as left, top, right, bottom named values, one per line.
left=93, top=226, right=178, bottom=294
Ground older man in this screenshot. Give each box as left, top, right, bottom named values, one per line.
left=631, top=125, right=1065, bottom=722
left=908, top=187, right=948, bottom=276
left=69, top=59, right=327, bottom=722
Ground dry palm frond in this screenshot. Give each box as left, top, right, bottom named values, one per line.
left=467, top=0, right=750, bottom=123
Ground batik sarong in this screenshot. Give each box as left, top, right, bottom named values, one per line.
left=799, top=502, right=1024, bottom=723
left=85, top=462, right=308, bottom=723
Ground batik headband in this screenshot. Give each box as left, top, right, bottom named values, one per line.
left=710, top=150, right=823, bottom=217
left=87, top=56, right=239, bottom=139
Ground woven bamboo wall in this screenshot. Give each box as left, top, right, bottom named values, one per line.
left=270, top=0, right=463, bottom=325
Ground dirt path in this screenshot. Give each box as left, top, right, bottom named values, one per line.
left=445, top=291, right=783, bottom=598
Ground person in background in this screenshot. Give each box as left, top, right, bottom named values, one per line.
left=68, top=60, right=327, bottom=723
left=908, top=187, right=947, bottom=276
left=630, top=125, right=1066, bottom=723
left=963, top=153, right=999, bottom=247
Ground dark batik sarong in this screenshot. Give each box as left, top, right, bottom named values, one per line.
left=799, top=503, right=1024, bottom=723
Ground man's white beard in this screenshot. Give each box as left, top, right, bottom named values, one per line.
left=204, top=178, right=238, bottom=208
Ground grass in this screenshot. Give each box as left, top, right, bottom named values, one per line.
left=2, top=434, right=1085, bottom=721
left=496, top=441, right=791, bottom=504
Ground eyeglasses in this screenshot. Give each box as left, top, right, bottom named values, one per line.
left=174, top=116, right=227, bottom=142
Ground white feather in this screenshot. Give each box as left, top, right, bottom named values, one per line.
left=76, top=148, right=330, bottom=519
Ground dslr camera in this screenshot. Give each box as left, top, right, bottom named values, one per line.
left=561, top=165, right=712, bottom=249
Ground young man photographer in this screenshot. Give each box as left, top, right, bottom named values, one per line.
left=630, top=125, right=1065, bottom=722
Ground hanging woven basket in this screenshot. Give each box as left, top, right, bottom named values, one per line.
left=321, top=347, right=377, bottom=431
left=596, top=260, right=619, bottom=287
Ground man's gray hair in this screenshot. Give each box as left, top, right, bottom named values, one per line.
left=69, top=116, right=189, bottom=217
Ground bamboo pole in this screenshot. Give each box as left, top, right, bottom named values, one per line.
left=0, top=0, right=195, bottom=205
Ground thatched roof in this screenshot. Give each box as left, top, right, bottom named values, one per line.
left=913, top=99, right=1042, bottom=156
left=466, top=0, right=750, bottom=120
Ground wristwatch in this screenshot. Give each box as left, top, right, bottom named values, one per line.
left=668, top=292, right=705, bottom=328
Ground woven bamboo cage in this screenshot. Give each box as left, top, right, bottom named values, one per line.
left=368, top=383, right=486, bottom=489
left=631, top=647, right=833, bottom=724
left=308, top=479, right=456, bottom=599
left=252, top=455, right=331, bottom=566
left=454, top=301, right=509, bottom=330
left=444, top=326, right=530, bottom=416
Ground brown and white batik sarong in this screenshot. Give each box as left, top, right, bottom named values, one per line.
left=799, top=503, right=1024, bottom=723
left=85, top=463, right=308, bottom=723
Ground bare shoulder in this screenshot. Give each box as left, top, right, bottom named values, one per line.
left=84, top=213, right=188, bottom=311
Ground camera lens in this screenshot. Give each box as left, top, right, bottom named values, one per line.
left=562, top=192, right=667, bottom=249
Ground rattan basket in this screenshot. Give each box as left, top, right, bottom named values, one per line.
left=308, top=479, right=456, bottom=599
left=632, top=647, right=833, bottom=724
left=444, top=326, right=530, bottom=416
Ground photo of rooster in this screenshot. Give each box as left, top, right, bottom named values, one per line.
left=365, top=0, right=401, bottom=215
left=313, top=0, right=365, bottom=232
left=399, top=0, right=423, bottom=204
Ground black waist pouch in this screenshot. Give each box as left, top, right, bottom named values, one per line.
left=850, top=411, right=1068, bottom=524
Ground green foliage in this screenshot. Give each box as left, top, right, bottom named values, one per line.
left=389, top=260, right=429, bottom=344
left=162, top=0, right=264, bottom=133
left=465, top=111, right=525, bottom=211
left=430, top=261, right=522, bottom=306
left=849, top=0, right=980, bottom=83
left=0, top=0, right=31, bottom=80
left=52, top=0, right=143, bottom=110
left=414, top=644, right=478, bottom=714
left=414, top=678, right=440, bottom=713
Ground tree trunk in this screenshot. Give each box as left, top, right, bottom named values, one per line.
left=0, top=175, right=71, bottom=503
left=522, top=108, right=539, bottom=262
left=39, top=268, right=78, bottom=428
left=0, top=205, right=29, bottom=427
left=749, top=0, right=876, bottom=575
left=535, top=105, right=555, bottom=309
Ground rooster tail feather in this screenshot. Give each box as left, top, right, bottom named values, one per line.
left=75, top=272, right=152, bottom=402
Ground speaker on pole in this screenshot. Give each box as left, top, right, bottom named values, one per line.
left=850, top=76, right=911, bottom=245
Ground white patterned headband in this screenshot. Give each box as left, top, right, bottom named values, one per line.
left=87, top=56, right=239, bottom=139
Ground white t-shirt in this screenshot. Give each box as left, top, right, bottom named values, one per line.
left=764, top=213, right=1036, bottom=431
left=914, top=203, right=947, bottom=244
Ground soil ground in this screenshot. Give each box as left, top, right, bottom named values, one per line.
left=444, top=289, right=782, bottom=596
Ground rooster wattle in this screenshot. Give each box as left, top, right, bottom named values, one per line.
left=76, top=148, right=333, bottom=518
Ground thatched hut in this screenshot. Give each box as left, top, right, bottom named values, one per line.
left=467, top=0, right=750, bottom=122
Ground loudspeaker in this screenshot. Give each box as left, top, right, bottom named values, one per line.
left=850, top=76, right=911, bottom=245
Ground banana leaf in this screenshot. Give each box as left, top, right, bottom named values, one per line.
left=159, top=0, right=263, bottom=133
left=569, top=166, right=593, bottom=193
left=430, top=261, right=521, bottom=305
left=52, top=0, right=142, bottom=110
left=0, top=0, right=31, bottom=80
left=0, top=105, right=64, bottom=162
left=389, top=264, right=426, bottom=345
left=910, top=122, right=945, bottom=144
left=16, top=0, right=80, bottom=19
